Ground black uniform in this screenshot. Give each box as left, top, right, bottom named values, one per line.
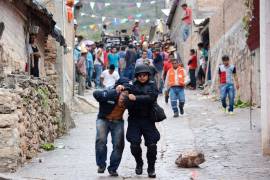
left=125, top=64, right=160, bottom=175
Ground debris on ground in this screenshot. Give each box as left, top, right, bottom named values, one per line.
left=175, top=150, right=205, bottom=168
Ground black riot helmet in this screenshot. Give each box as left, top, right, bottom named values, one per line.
left=134, top=64, right=151, bottom=77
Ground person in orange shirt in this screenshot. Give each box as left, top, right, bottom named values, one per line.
left=164, top=59, right=186, bottom=117
left=181, top=3, right=192, bottom=41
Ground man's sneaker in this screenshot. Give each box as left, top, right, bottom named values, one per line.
left=179, top=107, right=184, bottom=115
left=165, top=95, right=169, bottom=104
left=97, top=166, right=106, bottom=173
left=148, top=168, right=156, bottom=178
left=223, top=108, right=228, bottom=114
left=229, top=111, right=235, bottom=115
left=108, top=170, right=119, bottom=177
left=135, top=164, right=143, bottom=175
left=173, top=112, right=179, bottom=118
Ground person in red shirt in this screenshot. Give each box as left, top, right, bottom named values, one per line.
left=188, top=49, right=197, bottom=89
left=181, top=3, right=192, bottom=41
left=103, top=47, right=110, bottom=69
left=162, top=53, right=174, bottom=103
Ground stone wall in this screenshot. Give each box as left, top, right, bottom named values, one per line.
left=209, top=21, right=261, bottom=105
left=0, top=77, right=63, bottom=172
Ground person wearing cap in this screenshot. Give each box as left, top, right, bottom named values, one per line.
left=164, top=59, right=187, bottom=117
left=117, top=64, right=159, bottom=178
left=93, top=78, right=130, bottom=177
left=100, top=64, right=120, bottom=89
left=76, top=44, right=88, bottom=95
left=181, top=3, right=192, bottom=41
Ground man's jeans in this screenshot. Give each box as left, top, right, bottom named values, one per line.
left=123, top=65, right=135, bottom=80
left=189, top=69, right=196, bottom=88
left=220, top=83, right=235, bottom=112
left=181, top=24, right=191, bottom=42
left=94, top=64, right=103, bottom=88
left=87, top=67, right=93, bottom=87
left=95, top=118, right=125, bottom=171
left=78, top=74, right=85, bottom=96
left=169, top=86, right=185, bottom=113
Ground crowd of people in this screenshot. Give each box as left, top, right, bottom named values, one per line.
left=74, top=35, right=213, bottom=93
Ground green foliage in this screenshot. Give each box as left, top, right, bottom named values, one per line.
left=242, top=0, right=254, bottom=38
left=41, top=143, right=55, bottom=151
left=37, top=87, right=49, bottom=109
left=234, top=98, right=251, bottom=108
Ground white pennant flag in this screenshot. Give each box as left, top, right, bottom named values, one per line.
left=136, top=2, right=141, bottom=8
left=90, top=2, right=95, bottom=10
left=105, top=3, right=111, bottom=7
left=150, top=1, right=156, bottom=4
left=145, top=19, right=150, bottom=23
left=102, top=16, right=106, bottom=22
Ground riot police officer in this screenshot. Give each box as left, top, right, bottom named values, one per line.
left=119, top=64, right=160, bottom=178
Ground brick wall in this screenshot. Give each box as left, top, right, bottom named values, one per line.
left=0, top=1, right=27, bottom=74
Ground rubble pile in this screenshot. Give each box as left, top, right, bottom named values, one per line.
left=0, top=77, right=63, bottom=172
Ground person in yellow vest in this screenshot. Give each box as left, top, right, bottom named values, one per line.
left=164, top=58, right=186, bottom=117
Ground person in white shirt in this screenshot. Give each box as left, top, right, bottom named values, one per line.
left=101, top=64, right=120, bottom=89
left=136, top=50, right=153, bottom=67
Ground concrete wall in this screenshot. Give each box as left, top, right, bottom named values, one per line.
left=209, top=20, right=260, bottom=105
left=209, top=0, right=245, bottom=46
left=208, top=0, right=261, bottom=105
left=45, top=1, right=75, bottom=103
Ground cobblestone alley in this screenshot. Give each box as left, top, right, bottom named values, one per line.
left=2, top=90, right=270, bottom=180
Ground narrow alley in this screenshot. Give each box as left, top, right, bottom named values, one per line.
left=5, top=90, right=270, bottom=180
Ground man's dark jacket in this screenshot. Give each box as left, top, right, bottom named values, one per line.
left=125, top=80, right=158, bottom=120
left=93, top=89, right=120, bottom=119
left=93, top=78, right=131, bottom=119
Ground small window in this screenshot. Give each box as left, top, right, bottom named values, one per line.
left=0, top=22, right=4, bottom=40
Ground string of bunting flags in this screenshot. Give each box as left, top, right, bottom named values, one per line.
left=87, top=1, right=161, bottom=10
left=80, top=12, right=150, bottom=22
left=81, top=16, right=152, bottom=31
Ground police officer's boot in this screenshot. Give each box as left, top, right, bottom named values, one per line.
left=147, top=144, right=157, bottom=178
left=179, top=102, right=185, bottom=115
left=130, top=144, right=143, bottom=175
